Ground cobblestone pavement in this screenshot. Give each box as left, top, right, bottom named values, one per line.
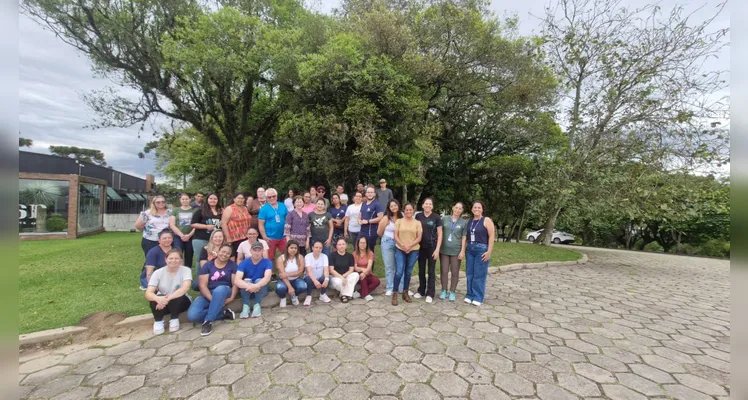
left=18, top=247, right=730, bottom=399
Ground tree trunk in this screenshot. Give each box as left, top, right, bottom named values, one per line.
left=515, top=209, right=526, bottom=243
left=402, top=185, right=408, bottom=204
left=537, top=206, right=562, bottom=246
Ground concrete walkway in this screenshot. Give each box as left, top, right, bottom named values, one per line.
left=18, top=247, right=730, bottom=399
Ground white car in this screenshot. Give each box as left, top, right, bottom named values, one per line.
left=526, top=229, right=575, bottom=244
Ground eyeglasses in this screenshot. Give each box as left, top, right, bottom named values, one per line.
left=155, top=201, right=166, bottom=204
left=267, top=195, right=277, bottom=198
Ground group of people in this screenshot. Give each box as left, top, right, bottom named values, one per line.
left=135, top=180, right=495, bottom=336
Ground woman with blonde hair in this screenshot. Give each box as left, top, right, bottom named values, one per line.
left=135, top=195, right=172, bottom=289
left=199, top=230, right=227, bottom=268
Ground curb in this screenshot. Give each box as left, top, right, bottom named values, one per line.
left=489, top=252, right=588, bottom=275
left=20, top=251, right=588, bottom=347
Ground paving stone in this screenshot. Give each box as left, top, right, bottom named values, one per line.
left=116, top=349, right=156, bottom=365
left=455, top=362, right=493, bottom=384
left=616, top=373, right=665, bottom=396
left=232, top=373, right=270, bottom=398
left=516, top=362, right=554, bottom=383
left=129, top=356, right=169, bottom=374
left=587, top=354, right=628, bottom=372
left=49, top=386, right=97, bottom=400
left=84, top=364, right=131, bottom=386
left=499, top=345, right=532, bottom=362
left=208, top=363, right=246, bottom=385
left=422, top=354, right=455, bottom=371
left=477, top=353, right=513, bottom=372
left=249, top=354, right=283, bottom=372
left=157, top=341, right=191, bottom=356
left=308, top=353, right=341, bottom=372
left=172, top=348, right=209, bottom=364
left=537, top=384, right=580, bottom=400
left=330, top=383, right=371, bottom=400
left=558, top=374, right=601, bottom=397
left=494, top=373, right=535, bottom=396
left=122, top=386, right=164, bottom=400
left=574, top=362, right=616, bottom=383
left=189, top=386, right=229, bottom=400
left=602, top=384, right=648, bottom=400
left=334, top=362, right=369, bottom=383
left=629, top=363, right=676, bottom=383
left=366, top=354, right=399, bottom=372
left=298, top=372, right=337, bottom=397
left=147, top=364, right=188, bottom=386
left=98, top=375, right=145, bottom=398
left=470, top=384, right=511, bottom=400
left=641, top=354, right=686, bottom=373
left=396, top=363, right=431, bottom=382
left=365, top=372, right=402, bottom=395
left=60, top=349, right=104, bottom=365
left=663, top=384, right=718, bottom=400
left=20, top=355, right=64, bottom=374
left=166, top=375, right=207, bottom=398
left=28, top=375, right=84, bottom=399
left=73, top=355, right=116, bottom=375
left=365, top=339, right=395, bottom=354
left=337, top=346, right=370, bottom=362
left=392, top=346, right=423, bottom=362
left=401, top=383, right=440, bottom=400
left=673, top=373, right=728, bottom=396
left=431, top=372, right=469, bottom=397
left=21, top=365, right=71, bottom=386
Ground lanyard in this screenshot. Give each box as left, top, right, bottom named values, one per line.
left=470, top=217, right=482, bottom=234
left=450, top=218, right=458, bottom=232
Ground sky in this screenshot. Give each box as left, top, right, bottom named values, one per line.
left=18, top=0, right=730, bottom=180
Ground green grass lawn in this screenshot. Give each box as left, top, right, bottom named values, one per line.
left=19, top=232, right=581, bottom=334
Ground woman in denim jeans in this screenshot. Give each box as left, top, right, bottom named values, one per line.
left=464, top=201, right=495, bottom=307
left=392, top=203, right=422, bottom=306
left=377, top=199, right=403, bottom=295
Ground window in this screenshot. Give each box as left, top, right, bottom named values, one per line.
left=19, top=179, right=70, bottom=234
left=78, top=183, right=104, bottom=234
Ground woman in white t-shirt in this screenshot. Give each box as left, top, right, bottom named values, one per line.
left=236, top=227, right=270, bottom=262
left=303, top=241, right=331, bottom=306
left=144, top=249, right=192, bottom=335
left=344, top=191, right=363, bottom=244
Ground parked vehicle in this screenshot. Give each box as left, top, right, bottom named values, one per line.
left=526, top=229, right=575, bottom=244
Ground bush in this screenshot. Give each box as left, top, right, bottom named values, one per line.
left=643, top=242, right=664, bottom=253
left=698, top=239, right=730, bottom=258
left=46, top=214, right=68, bottom=232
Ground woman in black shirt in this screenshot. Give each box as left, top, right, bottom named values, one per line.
left=328, top=238, right=359, bottom=303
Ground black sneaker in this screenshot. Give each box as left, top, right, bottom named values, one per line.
left=270, top=273, right=278, bottom=282
left=201, top=322, right=212, bottom=336
left=223, top=308, right=235, bottom=321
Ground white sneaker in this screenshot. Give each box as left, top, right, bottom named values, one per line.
left=320, top=294, right=331, bottom=303
left=168, top=319, right=180, bottom=333
left=408, top=290, right=415, bottom=296
left=413, top=293, right=422, bottom=299
left=364, top=295, right=374, bottom=301
left=280, top=298, right=287, bottom=308
left=153, top=321, right=165, bottom=335
left=385, top=290, right=393, bottom=296
left=291, top=295, right=299, bottom=306
left=304, top=296, right=312, bottom=306
left=472, top=300, right=482, bottom=307
left=426, top=296, right=433, bottom=303
left=352, top=291, right=361, bottom=299
left=464, top=297, right=472, bottom=304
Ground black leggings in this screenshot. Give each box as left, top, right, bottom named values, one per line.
left=417, top=246, right=437, bottom=298
left=149, top=295, right=191, bottom=321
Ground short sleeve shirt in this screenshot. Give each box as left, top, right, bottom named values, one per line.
left=141, top=210, right=172, bottom=241
left=236, top=239, right=269, bottom=259
left=395, top=218, right=422, bottom=251
left=329, top=251, right=355, bottom=275
left=198, top=260, right=237, bottom=290
left=309, top=212, right=332, bottom=241
left=345, top=204, right=362, bottom=233
left=304, top=253, right=329, bottom=280
left=145, top=246, right=170, bottom=269
left=191, top=209, right=222, bottom=241
left=258, top=203, right=288, bottom=240
left=237, top=258, right=273, bottom=281
left=148, top=266, right=192, bottom=296
left=353, top=250, right=374, bottom=269
left=329, top=205, right=348, bottom=234
left=360, top=201, right=383, bottom=236
left=175, top=207, right=196, bottom=235
left=416, top=212, right=443, bottom=249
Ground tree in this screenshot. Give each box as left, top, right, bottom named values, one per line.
left=48, top=145, right=107, bottom=166
left=23, top=0, right=328, bottom=195
left=19, top=137, right=33, bottom=147
left=534, top=0, right=729, bottom=245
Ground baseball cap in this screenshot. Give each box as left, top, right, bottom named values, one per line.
left=250, top=241, right=264, bottom=250
left=316, top=185, right=325, bottom=192
left=379, top=179, right=386, bottom=183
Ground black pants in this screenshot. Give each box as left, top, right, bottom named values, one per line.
left=417, top=246, right=437, bottom=298
left=172, top=236, right=194, bottom=269
left=141, top=237, right=159, bottom=258
left=149, top=295, right=191, bottom=322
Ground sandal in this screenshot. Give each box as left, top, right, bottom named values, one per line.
left=341, top=296, right=349, bottom=303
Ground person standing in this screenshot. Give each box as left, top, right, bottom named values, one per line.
left=248, top=187, right=266, bottom=231
left=187, top=244, right=238, bottom=336
left=284, top=196, right=310, bottom=255
left=190, top=193, right=223, bottom=277
left=439, top=202, right=467, bottom=302
left=221, top=191, right=252, bottom=258
left=258, top=188, right=288, bottom=260
left=340, top=193, right=349, bottom=205
left=352, top=236, right=380, bottom=301
left=328, top=194, right=347, bottom=243
left=415, top=198, right=443, bottom=303
left=144, top=249, right=192, bottom=335
left=358, top=186, right=384, bottom=252
left=392, top=203, right=422, bottom=306
left=335, top=185, right=345, bottom=198
left=301, top=192, right=316, bottom=214
left=328, top=238, right=360, bottom=303
left=309, top=186, right=318, bottom=204
left=135, top=195, right=172, bottom=289
left=356, top=182, right=365, bottom=195
left=309, top=199, right=334, bottom=256
left=464, top=201, right=495, bottom=307
left=170, top=193, right=196, bottom=268
left=344, top=192, right=363, bottom=245
left=375, top=179, right=394, bottom=211
left=377, top=199, right=403, bottom=296
left=284, top=189, right=295, bottom=211
left=316, top=185, right=330, bottom=209
left=190, top=192, right=204, bottom=208
left=234, top=241, right=273, bottom=318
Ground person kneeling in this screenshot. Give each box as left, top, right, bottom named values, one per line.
left=145, top=249, right=193, bottom=335
left=234, top=241, right=273, bottom=318
left=187, top=244, right=238, bottom=336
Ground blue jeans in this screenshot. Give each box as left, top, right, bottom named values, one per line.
left=465, top=243, right=489, bottom=302
left=191, top=238, right=209, bottom=291
left=380, top=237, right=402, bottom=292
left=304, top=275, right=328, bottom=295
left=394, top=248, right=419, bottom=292
left=239, top=278, right=269, bottom=307
left=275, top=279, right=307, bottom=298
left=187, top=285, right=232, bottom=323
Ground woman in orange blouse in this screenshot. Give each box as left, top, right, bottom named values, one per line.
left=221, top=191, right=252, bottom=259
left=352, top=236, right=380, bottom=301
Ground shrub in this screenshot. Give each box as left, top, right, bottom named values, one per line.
left=698, top=239, right=730, bottom=258
left=46, top=214, right=68, bottom=232
left=643, top=242, right=664, bottom=253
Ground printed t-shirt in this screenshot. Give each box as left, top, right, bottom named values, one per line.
left=198, top=260, right=237, bottom=290
left=416, top=212, right=443, bottom=249
left=191, top=209, right=222, bottom=241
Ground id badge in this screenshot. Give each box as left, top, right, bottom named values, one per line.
left=448, top=235, right=453, bottom=242
left=275, top=214, right=281, bottom=223
left=470, top=234, right=476, bottom=242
